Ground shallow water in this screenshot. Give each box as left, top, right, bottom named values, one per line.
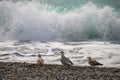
left=0, top=40, right=120, bottom=67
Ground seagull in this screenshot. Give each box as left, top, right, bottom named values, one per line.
left=37, top=54, right=44, bottom=65
left=60, top=51, right=73, bottom=66
left=87, top=57, right=103, bottom=66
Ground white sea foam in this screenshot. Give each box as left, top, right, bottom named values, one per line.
left=0, top=41, right=120, bottom=67
left=0, top=1, right=120, bottom=41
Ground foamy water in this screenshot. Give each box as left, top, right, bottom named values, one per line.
left=0, top=41, right=120, bottom=67
left=0, top=1, right=120, bottom=41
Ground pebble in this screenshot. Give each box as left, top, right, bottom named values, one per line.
left=0, top=62, right=120, bottom=80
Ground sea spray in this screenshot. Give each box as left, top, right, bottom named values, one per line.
left=0, top=0, right=120, bottom=41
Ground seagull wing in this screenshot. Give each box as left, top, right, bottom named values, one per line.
left=64, top=57, right=73, bottom=66
left=93, top=60, right=103, bottom=65
left=61, top=56, right=74, bottom=66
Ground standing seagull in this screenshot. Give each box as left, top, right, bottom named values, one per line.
left=37, top=54, right=44, bottom=65
left=87, top=57, right=103, bottom=66
left=60, top=51, right=73, bottom=66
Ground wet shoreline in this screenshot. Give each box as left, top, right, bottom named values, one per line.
left=0, top=62, right=120, bottom=80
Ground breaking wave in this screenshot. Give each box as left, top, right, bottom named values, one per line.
left=0, top=0, right=120, bottom=41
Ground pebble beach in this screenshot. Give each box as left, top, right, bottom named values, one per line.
left=1, top=0, right=120, bottom=80
left=0, top=62, right=120, bottom=80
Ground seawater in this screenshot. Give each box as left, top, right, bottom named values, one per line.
left=0, top=0, right=120, bottom=41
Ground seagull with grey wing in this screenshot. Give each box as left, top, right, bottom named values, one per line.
left=87, top=57, right=103, bottom=66
left=60, top=51, right=74, bottom=66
